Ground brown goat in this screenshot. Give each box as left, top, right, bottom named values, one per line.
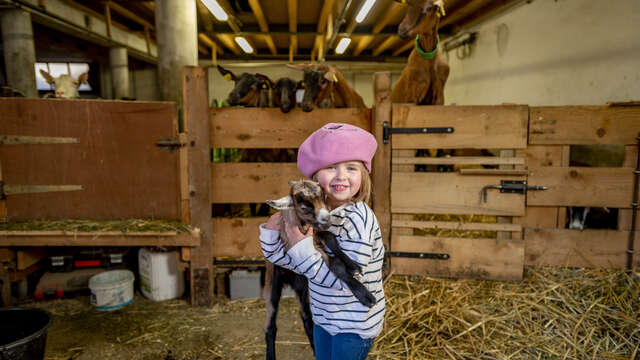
left=287, top=63, right=366, bottom=112
left=391, top=0, right=449, bottom=105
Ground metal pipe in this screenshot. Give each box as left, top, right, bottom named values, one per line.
left=627, top=133, right=640, bottom=270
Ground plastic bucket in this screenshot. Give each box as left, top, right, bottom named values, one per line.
left=0, top=307, right=52, bottom=360
left=88, top=270, right=134, bottom=311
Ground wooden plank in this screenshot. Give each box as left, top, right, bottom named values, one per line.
left=0, top=231, right=200, bottom=246
left=529, top=106, right=640, bottom=145
left=524, top=228, right=640, bottom=268
left=514, top=207, right=559, bottom=229
left=393, top=219, right=522, bottom=232
left=516, top=145, right=563, bottom=167
left=210, top=107, right=371, bottom=148
left=211, top=163, right=303, bottom=203
left=391, top=105, right=528, bottom=149
left=393, top=156, right=525, bottom=165
left=623, top=145, right=638, bottom=167
left=391, top=235, right=524, bottom=280
left=212, top=217, right=266, bottom=257
left=183, top=66, right=214, bottom=307
left=372, top=72, right=392, bottom=252
left=0, top=248, right=15, bottom=262
left=527, top=167, right=634, bottom=208
left=179, top=132, right=190, bottom=224
left=497, top=149, right=515, bottom=240
left=458, top=169, right=528, bottom=176
left=392, top=173, right=526, bottom=216
left=0, top=99, right=180, bottom=221
left=17, top=249, right=47, bottom=270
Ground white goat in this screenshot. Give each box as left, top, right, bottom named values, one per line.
left=39, top=69, right=88, bottom=98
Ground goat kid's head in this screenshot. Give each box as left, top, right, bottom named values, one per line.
left=40, top=69, right=89, bottom=98
left=217, top=65, right=273, bottom=107
left=273, top=77, right=298, bottom=113
left=287, top=64, right=338, bottom=112
left=266, top=180, right=331, bottom=230
left=397, top=0, right=445, bottom=40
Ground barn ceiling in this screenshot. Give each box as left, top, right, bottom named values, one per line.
left=44, top=0, right=520, bottom=62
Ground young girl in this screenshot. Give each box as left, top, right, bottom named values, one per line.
left=260, top=123, right=385, bottom=360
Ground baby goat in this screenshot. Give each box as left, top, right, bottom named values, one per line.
left=263, top=180, right=375, bottom=360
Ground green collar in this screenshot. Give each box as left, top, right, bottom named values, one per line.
left=415, top=34, right=439, bottom=59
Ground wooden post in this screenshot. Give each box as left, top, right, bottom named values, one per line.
left=104, top=2, right=112, bottom=39
left=497, top=149, right=515, bottom=239
left=372, top=72, right=392, bottom=254
left=0, top=161, right=6, bottom=222
left=182, top=66, right=213, bottom=307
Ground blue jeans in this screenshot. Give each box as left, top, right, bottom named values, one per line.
left=313, top=324, right=374, bottom=360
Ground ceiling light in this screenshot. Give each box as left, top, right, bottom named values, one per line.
left=355, top=0, right=376, bottom=23
left=234, top=36, right=254, bottom=53
left=335, top=38, right=351, bottom=54
left=202, top=0, right=228, bottom=21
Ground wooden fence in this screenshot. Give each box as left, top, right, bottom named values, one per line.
left=208, top=72, right=640, bottom=283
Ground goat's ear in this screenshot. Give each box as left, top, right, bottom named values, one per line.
left=255, top=73, right=273, bottom=89
left=217, top=65, right=236, bottom=81
left=286, top=63, right=310, bottom=71
left=77, top=72, right=89, bottom=85
left=40, top=69, right=55, bottom=84
left=323, top=68, right=338, bottom=83
left=266, top=195, right=294, bottom=210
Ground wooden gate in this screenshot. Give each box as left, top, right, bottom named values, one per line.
left=384, top=104, right=529, bottom=280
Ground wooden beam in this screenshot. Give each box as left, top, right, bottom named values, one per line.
left=440, top=0, right=494, bottom=28
left=215, top=34, right=241, bottom=55
left=106, top=0, right=155, bottom=30
left=288, top=0, right=298, bottom=61
left=372, top=35, right=401, bottom=56
left=183, top=66, right=214, bottom=307
left=199, top=33, right=223, bottom=54
left=354, top=1, right=404, bottom=56
left=248, top=0, right=277, bottom=55
left=314, top=0, right=335, bottom=59
left=372, top=72, right=392, bottom=253
left=104, top=2, right=112, bottom=38
left=392, top=40, right=413, bottom=56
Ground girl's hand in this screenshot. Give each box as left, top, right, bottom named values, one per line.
left=265, top=212, right=281, bottom=230
left=283, top=223, right=313, bottom=249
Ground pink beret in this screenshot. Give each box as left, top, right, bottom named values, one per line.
left=297, top=123, right=378, bottom=179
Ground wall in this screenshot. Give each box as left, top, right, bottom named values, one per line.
left=202, top=60, right=406, bottom=108
left=445, top=0, right=640, bottom=106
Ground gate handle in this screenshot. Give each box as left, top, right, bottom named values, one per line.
left=481, top=180, right=548, bottom=203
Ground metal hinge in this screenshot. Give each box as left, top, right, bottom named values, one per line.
left=481, top=180, right=548, bottom=203
left=388, top=251, right=450, bottom=260
left=382, top=121, right=454, bottom=144
left=156, top=138, right=186, bottom=151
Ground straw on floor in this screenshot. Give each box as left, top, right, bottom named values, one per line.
left=370, top=267, right=640, bottom=360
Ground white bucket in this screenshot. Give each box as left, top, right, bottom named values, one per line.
left=89, top=270, right=134, bottom=311
left=138, top=248, right=185, bottom=301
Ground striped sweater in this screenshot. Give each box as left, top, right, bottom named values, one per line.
left=260, top=201, right=386, bottom=339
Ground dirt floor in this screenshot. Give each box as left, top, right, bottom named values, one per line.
left=12, top=267, right=640, bottom=360
left=30, top=294, right=314, bottom=360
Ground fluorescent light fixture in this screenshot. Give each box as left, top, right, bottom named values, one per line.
left=355, top=0, right=376, bottom=23
left=335, top=38, right=351, bottom=54
left=202, top=0, right=228, bottom=21
left=234, top=36, right=254, bottom=53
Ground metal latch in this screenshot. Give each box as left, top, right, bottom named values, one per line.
left=481, top=180, right=548, bottom=203
left=382, top=121, right=454, bottom=144
left=156, top=138, right=186, bottom=151
left=388, top=251, right=450, bottom=260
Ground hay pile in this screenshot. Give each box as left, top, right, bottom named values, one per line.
left=371, top=267, right=639, bottom=359
left=0, top=219, right=192, bottom=233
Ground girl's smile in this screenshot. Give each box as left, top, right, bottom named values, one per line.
left=315, top=161, right=363, bottom=209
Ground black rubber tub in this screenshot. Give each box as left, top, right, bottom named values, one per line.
left=0, top=308, right=52, bottom=360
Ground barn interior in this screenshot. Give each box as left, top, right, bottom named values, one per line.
left=0, top=0, right=639, bottom=359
